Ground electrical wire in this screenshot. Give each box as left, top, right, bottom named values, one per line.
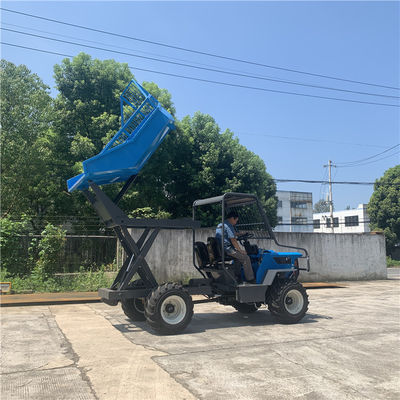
left=236, top=131, right=389, bottom=148
left=336, top=151, right=400, bottom=168
left=2, top=42, right=399, bottom=108
left=3, top=27, right=399, bottom=100
left=5, top=22, right=394, bottom=100
left=275, top=179, right=400, bottom=185
left=335, top=144, right=400, bottom=165
left=2, top=7, right=399, bottom=91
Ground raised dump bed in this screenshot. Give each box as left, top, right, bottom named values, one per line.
left=67, top=79, right=175, bottom=192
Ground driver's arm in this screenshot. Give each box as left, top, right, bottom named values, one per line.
left=230, top=238, right=246, bottom=255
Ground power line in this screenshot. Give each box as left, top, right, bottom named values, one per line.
left=2, top=42, right=399, bottom=108
left=275, top=179, right=400, bottom=186
left=336, top=151, right=400, bottom=168
left=2, top=7, right=399, bottom=91
left=3, top=27, right=399, bottom=101
left=335, top=144, right=400, bottom=165
left=236, top=131, right=390, bottom=149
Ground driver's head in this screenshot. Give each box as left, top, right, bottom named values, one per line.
left=226, top=210, right=239, bottom=225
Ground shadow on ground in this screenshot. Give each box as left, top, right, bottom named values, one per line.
left=111, top=309, right=332, bottom=336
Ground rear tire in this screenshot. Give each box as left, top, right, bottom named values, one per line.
left=268, top=280, right=308, bottom=324
left=121, top=279, right=146, bottom=321
left=145, top=283, right=193, bottom=334
left=232, top=302, right=259, bottom=314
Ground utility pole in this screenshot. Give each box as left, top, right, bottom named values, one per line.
left=323, top=160, right=336, bottom=233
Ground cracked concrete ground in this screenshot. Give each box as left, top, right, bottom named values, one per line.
left=1, top=278, right=399, bottom=399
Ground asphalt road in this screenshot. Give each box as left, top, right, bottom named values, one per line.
left=2, top=278, right=399, bottom=400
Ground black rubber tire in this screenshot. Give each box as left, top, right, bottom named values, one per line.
left=121, top=279, right=146, bottom=322
left=144, top=283, right=194, bottom=334
left=232, top=302, right=259, bottom=314
left=268, top=280, right=309, bottom=324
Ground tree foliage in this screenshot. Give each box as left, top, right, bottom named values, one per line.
left=1, top=54, right=277, bottom=233
left=0, top=60, right=56, bottom=219
left=0, top=216, right=31, bottom=277
left=368, top=165, right=400, bottom=255
left=131, top=112, right=277, bottom=223
left=313, top=199, right=331, bottom=213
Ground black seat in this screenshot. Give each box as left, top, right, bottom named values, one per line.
left=194, top=241, right=210, bottom=268
left=207, top=237, right=233, bottom=264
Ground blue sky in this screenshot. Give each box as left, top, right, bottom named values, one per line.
left=1, top=1, right=399, bottom=210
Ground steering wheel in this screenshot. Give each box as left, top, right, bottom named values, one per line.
left=236, top=232, right=254, bottom=241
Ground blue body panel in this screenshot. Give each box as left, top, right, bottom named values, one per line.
left=249, top=250, right=302, bottom=283
left=67, top=79, right=175, bottom=192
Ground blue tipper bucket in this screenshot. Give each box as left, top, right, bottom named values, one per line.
left=67, top=79, right=175, bottom=192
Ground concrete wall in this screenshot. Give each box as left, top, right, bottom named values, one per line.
left=129, top=228, right=387, bottom=282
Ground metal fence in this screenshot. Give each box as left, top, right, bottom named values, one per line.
left=61, top=235, right=118, bottom=272
left=15, top=235, right=118, bottom=273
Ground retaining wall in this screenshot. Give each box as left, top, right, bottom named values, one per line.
left=129, top=228, right=387, bottom=282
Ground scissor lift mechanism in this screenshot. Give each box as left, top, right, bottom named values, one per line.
left=85, top=180, right=203, bottom=306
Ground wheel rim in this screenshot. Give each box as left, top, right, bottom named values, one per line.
left=284, top=289, right=304, bottom=314
left=160, top=295, right=187, bottom=325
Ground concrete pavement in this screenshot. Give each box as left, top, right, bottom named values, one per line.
left=1, top=279, right=399, bottom=399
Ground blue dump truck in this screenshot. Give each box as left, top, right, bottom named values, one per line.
left=68, top=79, right=310, bottom=334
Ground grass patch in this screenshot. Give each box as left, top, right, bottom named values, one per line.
left=387, top=256, right=400, bottom=268
left=8, top=268, right=117, bottom=294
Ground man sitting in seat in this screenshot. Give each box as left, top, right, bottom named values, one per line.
left=215, top=210, right=256, bottom=283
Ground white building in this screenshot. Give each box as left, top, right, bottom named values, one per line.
left=275, top=191, right=313, bottom=233
left=313, top=204, right=370, bottom=233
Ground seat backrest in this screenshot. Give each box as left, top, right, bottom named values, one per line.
left=207, top=237, right=222, bottom=263
left=194, top=241, right=210, bottom=268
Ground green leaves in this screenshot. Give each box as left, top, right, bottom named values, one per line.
left=368, top=165, right=400, bottom=255
left=1, top=54, right=277, bottom=234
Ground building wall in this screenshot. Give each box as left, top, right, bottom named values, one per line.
left=313, top=204, right=370, bottom=233
left=128, top=228, right=386, bottom=282
left=275, top=190, right=313, bottom=233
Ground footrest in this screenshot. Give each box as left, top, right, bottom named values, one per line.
left=98, top=287, right=151, bottom=302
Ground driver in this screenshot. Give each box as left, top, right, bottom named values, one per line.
left=215, top=210, right=256, bottom=283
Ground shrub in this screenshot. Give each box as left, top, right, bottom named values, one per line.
left=387, top=256, right=400, bottom=268
left=0, top=216, right=32, bottom=277
left=35, top=223, right=66, bottom=279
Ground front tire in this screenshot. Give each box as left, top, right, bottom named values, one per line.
left=268, top=280, right=309, bottom=324
left=145, top=283, right=193, bottom=334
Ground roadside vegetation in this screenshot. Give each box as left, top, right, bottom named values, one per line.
left=368, top=165, right=400, bottom=257
left=387, top=257, right=400, bottom=268
left=0, top=217, right=116, bottom=293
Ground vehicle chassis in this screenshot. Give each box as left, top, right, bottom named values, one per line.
left=94, top=179, right=309, bottom=309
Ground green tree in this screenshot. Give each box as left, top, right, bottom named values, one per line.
left=51, top=53, right=133, bottom=227
left=368, top=165, right=400, bottom=255
left=133, top=112, right=277, bottom=223
left=313, top=199, right=331, bottom=213
left=53, top=53, right=133, bottom=155
left=0, top=60, right=57, bottom=220
left=51, top=54, right=277, bottom=224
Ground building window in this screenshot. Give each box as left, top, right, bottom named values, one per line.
left=291, top=201, right=308, bottom=209
left=278, top=216, right=283, bottom=223
left=277, top=200, right=282, bottom=208
left=345, top=215, right=359, bottom=227
left=333, top=217, right=339, bottom=227
left=291, top=217, right=307, bottom=225
left=313, top=219, right=320, bottom=229
left=325, top=217, right=339, bottom=228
